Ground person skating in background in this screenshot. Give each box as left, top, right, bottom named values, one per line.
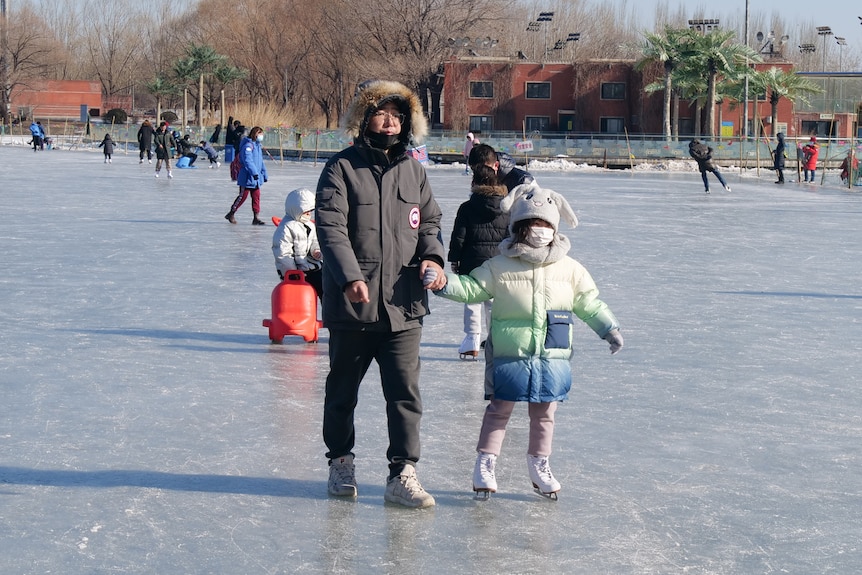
left=29, top=120, right=44, bottom=152
left=225, top=126, right=268, bottom=225
left=226, top=119, right=245, bottom=154
left=198, top=140, right=220, bottom=168
left=272, top=188, right=323, bottom=301
left=773, top=132, right=786, bottom=184
left=452, top=143, right=536, bottom=359
left=98, top=133, right=115, bottom=163
left=316, top=79, right=445, bottom=508
left=177, top=135, right=198, bottom=166
left=448, top=163, right=511, bottom=360
left=840, top=150, right=858, bottom=186
left=802, top=136, right=819, bottom=183
left=153, top=122, right=175, bottom=178
left=137, top=120, right=155, bottom=163
left=689, top=139, right=730, bottom=193
left=431, top=181, right=623, bottom=499
left=469, top=143, right=535, bottom=192
left=463, top=132, right=478, bottom=174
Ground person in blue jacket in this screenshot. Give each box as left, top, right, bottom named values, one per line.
left=29, top=120, right=44, bottom=152
left=225, top=126, right=268, bottom=225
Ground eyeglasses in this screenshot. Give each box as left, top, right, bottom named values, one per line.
left=372, top=110, right=405, bottom=124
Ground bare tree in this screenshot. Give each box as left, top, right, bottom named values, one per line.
left=2, top=5, right=67, bottom=122
left=79, top=0, right=148, bottom=104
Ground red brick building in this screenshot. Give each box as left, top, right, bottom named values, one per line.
left=441, top=57, right=853, bottom=139
left=9, top=80, right=103, bottom=121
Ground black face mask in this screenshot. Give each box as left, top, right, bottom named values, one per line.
left=366, top=131, right=400, bottom=150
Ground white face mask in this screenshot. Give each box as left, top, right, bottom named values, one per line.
left=526, top=226, right=554, bottom=247
left=299, top=212, right=312, bottom=223
left=256, top=134, right=264, bottom=142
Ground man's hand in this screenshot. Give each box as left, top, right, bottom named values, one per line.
left=344, top=280, right=370, bottom=303
left=420, top=260, right=446, bottom=291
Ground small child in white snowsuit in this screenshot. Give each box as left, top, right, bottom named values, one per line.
left=272, top=188, right=323, bottom=300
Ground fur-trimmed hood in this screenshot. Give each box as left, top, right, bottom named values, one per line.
left=470, top=183, right=508, bottom=198
left=341, top=79, right=428, bottom=146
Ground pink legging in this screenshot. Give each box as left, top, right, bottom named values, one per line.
left=230, top=186, right=261, bottom=214
left=476, top=399, right=557, bottom=457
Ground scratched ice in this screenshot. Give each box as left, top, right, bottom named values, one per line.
left=1, top=145, right=861, bottom=574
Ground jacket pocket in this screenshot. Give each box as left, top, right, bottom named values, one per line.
left=545, top=310, right=573, bottom=349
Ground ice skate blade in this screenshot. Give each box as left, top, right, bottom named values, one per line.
left=473, top=488, right=494, bottom=501
left=459, top=351, right=479, bottom=361
left=532, top=484, right=559, bottom=501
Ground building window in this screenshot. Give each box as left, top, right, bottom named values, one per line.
left=525, top=82, right=551, bottom=99
left=469, top=116, right=493, bottom=133
left=600, top=117, right=625, bottom=133
left=601, top=82, right=626, bottom=100
left=525, top=116, right=551, bottom=132
left=469, top=81, right=494, bottom=99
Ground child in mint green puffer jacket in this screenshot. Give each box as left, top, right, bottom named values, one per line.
left=432, top=179, right=623, bottom=499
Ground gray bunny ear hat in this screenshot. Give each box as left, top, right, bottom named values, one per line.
left=501, top=182, right=579, bottom=234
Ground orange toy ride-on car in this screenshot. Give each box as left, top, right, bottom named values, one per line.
left=263, top=270, right=322, bottom=343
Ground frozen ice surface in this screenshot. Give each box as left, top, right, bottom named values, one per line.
left=2, top=146, right=862, bottom=574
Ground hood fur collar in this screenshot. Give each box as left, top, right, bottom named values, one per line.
left=471, top=183, right=508, bottom=198
left=342, top=79, right=428, bottom=146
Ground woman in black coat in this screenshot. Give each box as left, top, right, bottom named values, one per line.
left=773, top=132, right=786, bottom=184
left=447, top=164, right=510, bottom=359
left=137, top=120, right=155, bottom=163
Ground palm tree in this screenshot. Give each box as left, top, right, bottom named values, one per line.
left=686, top=29, right=761, bottom=138
left=145, top=75, right=180, bottom=123
left=754, top=66, right=823, bottom=136
left=173, top=44, right=227, bottom=128
left=636, top=27, right=691, bottom=141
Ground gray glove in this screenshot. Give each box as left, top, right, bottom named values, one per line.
left=604, top=329, right=623, bottom=355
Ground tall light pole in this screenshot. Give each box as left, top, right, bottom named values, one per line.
left=816, top=26, right=832, bottom=71
left=799, top=43, right=816, bottom=72
left=0, top=0, right=9, bottom=128
left=835, top=36, right=846, bottom=71
left=526, top=11, right=554, bottom=60
left=743, top=0, right=750, bottom=140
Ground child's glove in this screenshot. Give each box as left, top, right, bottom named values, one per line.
left=604, top=329, right=623, bottom=355
left=422, top=267, right=438, bottom=287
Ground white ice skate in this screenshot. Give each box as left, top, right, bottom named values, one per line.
left=458, top=333, right=481, bottom=360
left=472, top=452, right=497, bottom=500
left=527, top=454, right=561, bottom=500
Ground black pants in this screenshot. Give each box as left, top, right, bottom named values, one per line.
left=323, top=327, right=423, bottom=477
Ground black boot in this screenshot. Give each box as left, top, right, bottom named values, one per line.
left=252, top=213, right=265, bottom=225
left=224, top=211, right=237, bottom=224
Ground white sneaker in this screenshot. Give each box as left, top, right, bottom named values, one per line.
left=328, top=454, right=357, bottom=497
left=139, top=159, right=143, bottom=164
left=104, top=158, right=108, bottom=163
left=384, top=464, right=435, bottom=508
left=527, top=454, right=561, bottom=496
left=154, top=172, right=159, bottom=178
left=108, top=158, right=112, bottom=164
left=458, top=333, right=481, bottom=360
left=148, top=159, right=152, bottom=164
left=724, top=185, right=731, bottom=192
left=167, top=171, right=173, bottom=179
left=472, top=452, right=497, bottom=493
left=216, top=161, right=221, bottom=168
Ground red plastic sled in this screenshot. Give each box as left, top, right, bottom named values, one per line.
left=262, top=270, right=322, bottom=343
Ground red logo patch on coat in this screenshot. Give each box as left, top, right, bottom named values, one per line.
left=408, top=206, right=421, bottom=229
